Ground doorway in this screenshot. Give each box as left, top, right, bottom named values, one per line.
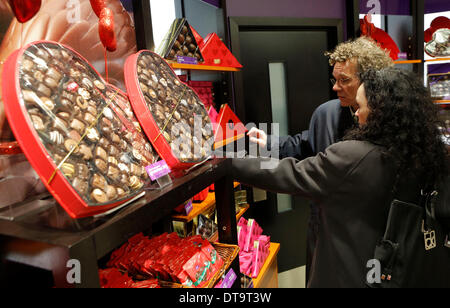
left=229, top=17, right=343, bottom=274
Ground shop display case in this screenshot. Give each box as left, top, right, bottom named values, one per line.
left=0, top=158, right=239, bottom=288
left=1, top=41, right=158, bottom=219
left=0, top=0, right=247, bottom=289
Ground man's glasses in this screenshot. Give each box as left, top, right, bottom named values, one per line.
left=330, top=77, right=353, bottom=86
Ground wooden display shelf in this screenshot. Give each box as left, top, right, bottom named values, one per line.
left=214, top=134, right=246, bottom=149
left=172, top=182, right=242, bottom=222
left=0, top=158, right=240, bottom=288
left=394, top=59, right=422, bottom=64
left=168, top=61, right=241, bottom=72
left=434, top=100, right=450, bottom=105
left=425, top=58, right=450, bottom=62
left=252, top=243, right=281, bottom=288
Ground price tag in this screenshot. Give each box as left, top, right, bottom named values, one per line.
left=218, top=268, right=237, bottom=288
left=176, top=55, right=198, bottom=65
left=185, top=200, right=193, bottom=215
left=145, top=160, right=171, bottom=181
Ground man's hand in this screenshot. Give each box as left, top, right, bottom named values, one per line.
left=247, top=127, right=268, bottom=148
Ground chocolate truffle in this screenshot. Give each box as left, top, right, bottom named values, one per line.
left=91, top=189, right=108, bottom=204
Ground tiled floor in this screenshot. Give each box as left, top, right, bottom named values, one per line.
left=278, top=266, right=306, bottom=288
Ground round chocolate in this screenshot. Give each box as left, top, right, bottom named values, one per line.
left=188, top=44, right=196, bottom=52
left=105, top=185, right=118, bottom=200
left=68, top=130, right=82, bottom=142
left=37, top=83, right=51, bottom=97
left=79, top=144, right=93, bottom=160
left=129, top=175, right=143, bottom=190
left=95, top=146, right=108, bottom=161
left=92, top=174, right=107, bottom=189
left=173, top=41, right=181, bottom=50
left=181, top=25, right=188, bottom=35
left=86, top=127, right=100, bottom=142
left=64, top=139, right=79, bottom=153
left=77, top=163, right=90, bottom=180
left=22, top=59, right=34, bottom=72
left=117, top=187, right=126, bottom=199
left=33, top=70, right=45, bottom=83
left=47, top=67, right=62, bottom=82
left=61, top=163, right=75, bottom=179
left=91, top=189, right=108, bottom=204
left=49, top=130, right=64, bottom=145
left=57, top=111, right=70, bottom=121
left=109, top=145, right=119, bottom=157
left=44, top=77, right=58, bottom=89
left=72, top=177, right=89, bottom=196
left=107, top=165, right=120, bottom=181
left=84, top=112, right=96, bottom=125
left=94, top=80, right=105, bottom=90
left=70, top=118, right=85, bottom=134
left=31, top=115, right=45, bottom=130
left=95, top=158, right=108, bottom=174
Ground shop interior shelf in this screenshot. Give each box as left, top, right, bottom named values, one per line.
left=252, top=242, right=281, bottom=288
left=168, top=61, right=241, bottom=72
left=394, top=59, right=423, bottom=64
left=425, top=58, right=450, bottom=63
left=435, top=100, right=450, bottom=105
left=0, top=158, right=239, bottom=288
left=172, top=182, right=241, bottom=223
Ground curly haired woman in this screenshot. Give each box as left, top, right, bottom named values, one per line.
left=232, top=68, right=449, bottom=288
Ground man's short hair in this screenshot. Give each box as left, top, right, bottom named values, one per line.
left=325, top=37, right=394, bottom=74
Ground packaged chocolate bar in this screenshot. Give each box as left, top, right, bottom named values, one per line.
left=2, top=41, right=158, bottom=218
left=125, top=50, right=214, bottom=170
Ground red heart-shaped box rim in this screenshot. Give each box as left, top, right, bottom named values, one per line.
left=124, top=50, right=213, bottom=171
left=2, top=40, right=144, bottom=219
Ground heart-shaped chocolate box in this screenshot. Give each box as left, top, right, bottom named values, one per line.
left=125, top=51, right=214, bottom=171
left=2, top=41, right=158, bottom=218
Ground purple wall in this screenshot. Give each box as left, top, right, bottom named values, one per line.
left=425, top=0, right=450, bottom=14
left=360, top=0, right=410, bottom=15
left=226, top=0, right=347, bottom=39
left=226, top=0, right=346, bottom=20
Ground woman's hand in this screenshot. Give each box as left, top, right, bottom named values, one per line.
left=247, top=127, right=267, bottom=148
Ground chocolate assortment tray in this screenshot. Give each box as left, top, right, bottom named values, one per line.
left=2, top=41, right=158, bottom=218
left=125, top=50, right=214, bottom=171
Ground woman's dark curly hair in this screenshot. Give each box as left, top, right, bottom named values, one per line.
left=345, top=68, right=448, bottom=187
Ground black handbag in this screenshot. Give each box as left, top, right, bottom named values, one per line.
left=367, top=189, right=450, bottom=288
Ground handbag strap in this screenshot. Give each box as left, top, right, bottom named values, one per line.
left=391, top=173, right=436, bottom=230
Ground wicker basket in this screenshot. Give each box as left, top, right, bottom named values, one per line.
left=161, top=242, right=239, bottom=288
left=203, top=242, right=240, bottom=288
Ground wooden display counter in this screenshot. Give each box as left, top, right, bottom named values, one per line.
left=252, top=243, right=280, bottom=288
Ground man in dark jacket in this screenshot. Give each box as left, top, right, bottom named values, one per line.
left=247, top=37, right=394, bottom=283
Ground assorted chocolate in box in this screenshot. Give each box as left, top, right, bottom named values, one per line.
left=125, top=50, right=214, bottom=170
left=156, top=18, right=204, bottom=63
left=2, top=41, right=158, bottom=218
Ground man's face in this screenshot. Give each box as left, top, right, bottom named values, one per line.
left=332, top=60, right=360, bottom=109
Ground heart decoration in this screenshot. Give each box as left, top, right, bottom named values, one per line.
left=2, top=41, right=158, bottom=218
left=124, top=51, right=214, bottom=170
left=99, top=7, right=117, bottom=52
left=7, top=0, right=42, bottom=23
left=89, top=0, right=106, bottom=18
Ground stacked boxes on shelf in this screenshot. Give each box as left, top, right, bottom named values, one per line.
left=237, top=217, right=271, bottom=278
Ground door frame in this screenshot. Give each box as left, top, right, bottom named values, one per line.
left=228, top=17, right=344, bottom=122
